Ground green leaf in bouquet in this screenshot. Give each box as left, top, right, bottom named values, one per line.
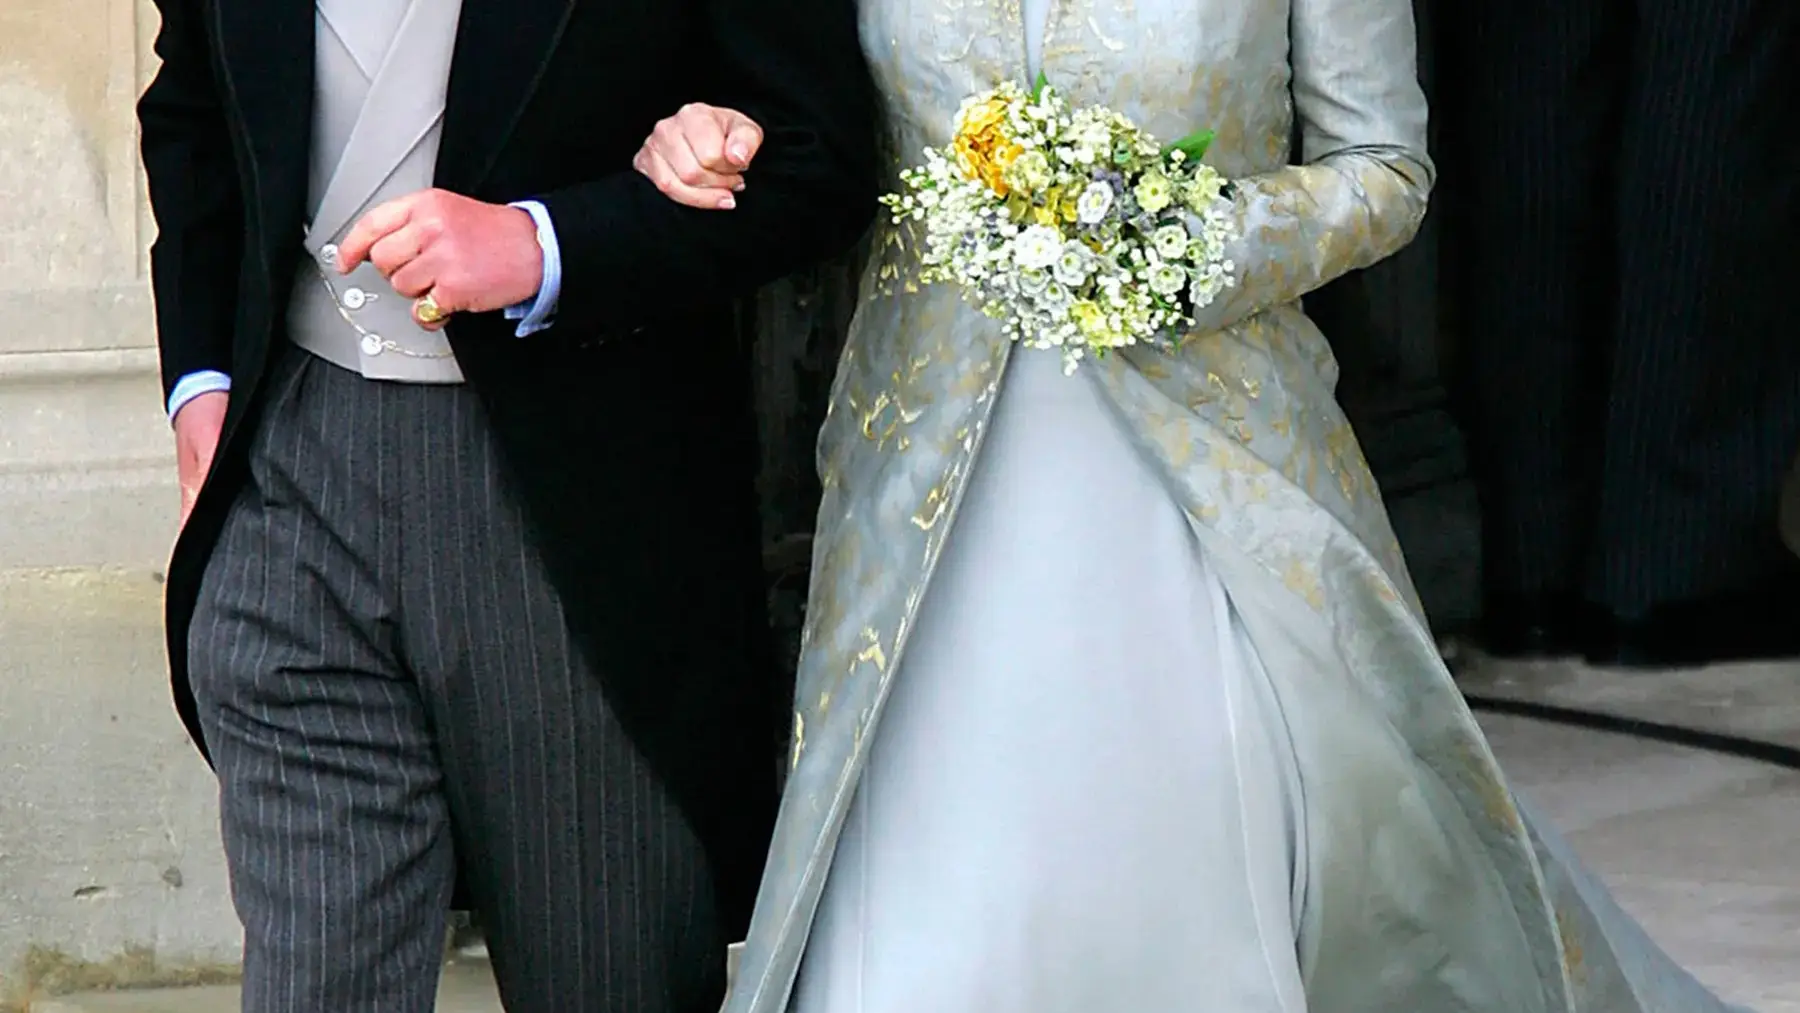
left=1031, top=70, right=1051, bottom=103
left=1164, top=129, right=1216, bottom=163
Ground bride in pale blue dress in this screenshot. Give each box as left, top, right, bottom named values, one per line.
left=634, top=0, right=1755, bottom=1008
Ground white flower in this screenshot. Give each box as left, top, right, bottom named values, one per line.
left=1093, top=270, right=1126, bottom=303
left=1134, top=170, right=1174, bottom=213
left=1006, top=150, right=1053, bottom=193
left=1076, top=181, right=1116, bottom=224
left=1148, top=262, right=1188, bottom=296
left=1053, top=245, right=1093, bottom=286
left=1016, top=267, right=1051, bottom=295
left=1011, top=225, right=1065, bottom=270
left=1152, top=224, right=1190, bottom=260
left=1067, top=120, right=1112, bottom=165
left=1182, top=166, right=1229, bottom=211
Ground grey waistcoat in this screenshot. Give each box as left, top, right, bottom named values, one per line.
left=287, top=0, right=466, bottom=383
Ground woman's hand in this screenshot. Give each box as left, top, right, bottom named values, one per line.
left=633, top=103, right=765, bottom=211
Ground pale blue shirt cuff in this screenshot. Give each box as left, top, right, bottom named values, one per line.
left=504, top=200, right=562, bottom=337
left=168, top=370, right=232, bottom=422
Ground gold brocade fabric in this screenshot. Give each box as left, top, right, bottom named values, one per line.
left=725, top=0, right=1750, bottom=1010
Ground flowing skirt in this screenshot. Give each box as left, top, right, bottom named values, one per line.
left=790, top=350, right=1311, bottom=1012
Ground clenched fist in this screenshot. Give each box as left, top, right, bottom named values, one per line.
left=336, top=188, right=543, bottom=329
left=633, top=103, right=765, bottom=211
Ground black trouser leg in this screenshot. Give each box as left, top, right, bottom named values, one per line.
left=1587, top=0, right=1800, bottom=614
left=1445, top=0, right=1632, bottom=607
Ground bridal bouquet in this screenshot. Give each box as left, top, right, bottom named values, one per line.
left=881, top=76, right=1239, bottom=373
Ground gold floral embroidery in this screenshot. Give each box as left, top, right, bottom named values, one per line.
left=855, top=628, right=890, bottom=673
left=757, top=0, right=1474, bottom=1003
left=1281, top=559, right=1325, bottom=610
left=1557, top=906, right=1586, bottom=985
left=1459, top=741, right=1524, bottom=834
left=912, top=485, right=950, bottom=530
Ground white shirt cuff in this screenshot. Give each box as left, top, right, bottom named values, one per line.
left=168, top=370, right=232, bottom=422
left=504, top=200, right=563, bottom=337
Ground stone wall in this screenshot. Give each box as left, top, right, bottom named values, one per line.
left=0, top=0, right=240, bottom=999
left=0, top=0, right=174, bottom=568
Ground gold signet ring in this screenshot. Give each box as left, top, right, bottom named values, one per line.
left=414, top=294, right=448, bottom=325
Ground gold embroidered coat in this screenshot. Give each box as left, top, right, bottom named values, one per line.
left=727, top=0, right=1748, bottom=1009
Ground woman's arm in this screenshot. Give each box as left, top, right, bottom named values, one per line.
left=535, top=0, right=880, bottom=334
left=1188, top=0, right=1432, bottom=335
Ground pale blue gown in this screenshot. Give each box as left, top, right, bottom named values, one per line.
left=788, top=5, right=1309, bottom=1010
left=726, top=0, right=1758, bottom=1004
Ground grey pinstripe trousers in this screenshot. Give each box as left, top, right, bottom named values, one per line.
left=189, top=346, right=724, bottom=1013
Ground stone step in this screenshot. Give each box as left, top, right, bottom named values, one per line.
left=31, top=962, right=502, bottom=1012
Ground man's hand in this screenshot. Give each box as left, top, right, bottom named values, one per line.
left=173, top=390, right=228, bottom=530
left=336, top=189, right=544, bottom=330
left=633, top=103, right=765, bottom=211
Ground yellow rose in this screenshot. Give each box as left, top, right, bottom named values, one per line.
left=954, top=97, right=1022, bottom=196
left=959, top=96, right=1009, bottom=137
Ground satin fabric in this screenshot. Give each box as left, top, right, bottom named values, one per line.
left=728, top=0, right=1752, bottom=1008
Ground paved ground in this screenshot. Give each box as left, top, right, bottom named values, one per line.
left=34, top=655, right=1800, bottom=1012
left=31, top=960, right=502, bottom=1012
left=1462, top=653, right=1800, bottom=1011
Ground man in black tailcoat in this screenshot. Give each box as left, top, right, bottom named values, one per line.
left=138, top=0, right=876, bottom=1007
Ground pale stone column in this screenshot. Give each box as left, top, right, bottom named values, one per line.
left=0, top=0, right=175, bottom=568
left=0, top=0, right=240, bottom=995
